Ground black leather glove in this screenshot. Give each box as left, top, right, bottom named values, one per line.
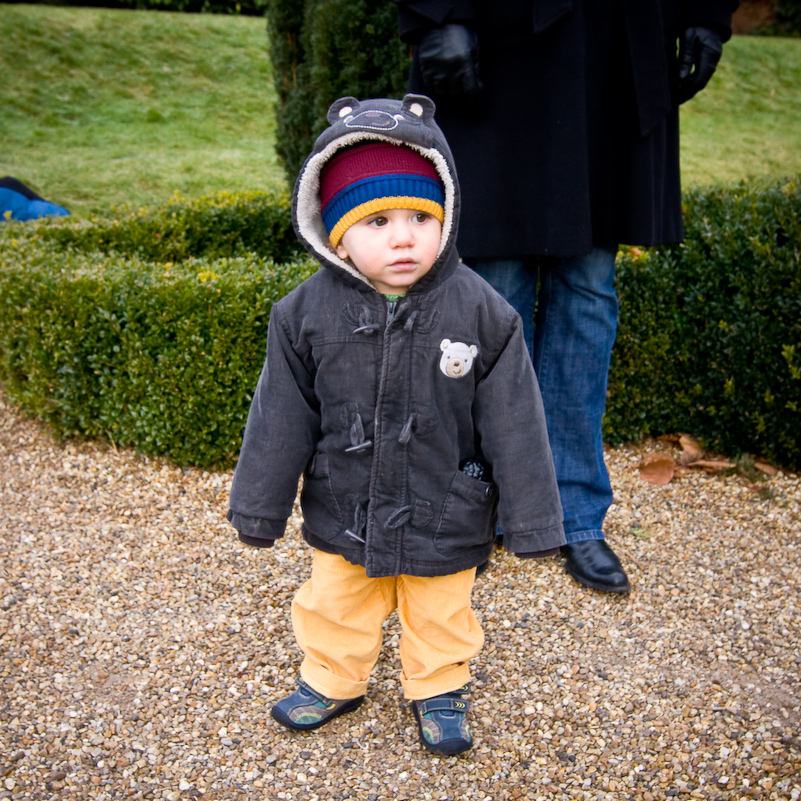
left=676, top=26, right=723, bottom=104
left=417, top=23, right=484, bottom=103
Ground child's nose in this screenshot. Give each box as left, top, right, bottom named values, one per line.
left=390, top=221, right=414, bottom=246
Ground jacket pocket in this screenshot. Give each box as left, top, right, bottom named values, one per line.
left=300, top=452, right=344, bottom=534
left=434, top=471, right=498, bottom=556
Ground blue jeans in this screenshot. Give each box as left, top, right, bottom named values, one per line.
left=470, top=247, right=619, bottom=544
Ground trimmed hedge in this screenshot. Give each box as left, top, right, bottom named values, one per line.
left=40, top=189, right=301, bottom=264
left=608, top=179, right=801, bottom=468
left=0, top=180, right=799, bottom=469
left=265, top=0, right=410, bottom=184
left=0, top=193, right=315, bottom=467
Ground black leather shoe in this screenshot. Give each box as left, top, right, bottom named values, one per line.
left=562, top=540, right=630, bottom=593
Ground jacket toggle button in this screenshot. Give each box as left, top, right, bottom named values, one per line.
left=345, top=504, right=367, bottom=543
left=345, top=413, right=373, bottom=452
left=345, top=440, right=372, bottom=453
left=385, top=506, right=413, bottom=529
left=353, top=305, right=381, bottom=335
left=352, top=323, right=381, bottom=335
left=398, top=414, right=415, bottom=445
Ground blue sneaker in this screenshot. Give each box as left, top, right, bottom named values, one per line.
left=271, top=678, right=364, bottom=731
left=411, top=684, right=472, bottom=755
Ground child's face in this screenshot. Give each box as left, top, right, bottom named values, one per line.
left=334, top=208, right=442, bottom=296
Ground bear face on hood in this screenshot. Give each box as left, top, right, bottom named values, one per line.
left=292, top=94, right=461, bottom=293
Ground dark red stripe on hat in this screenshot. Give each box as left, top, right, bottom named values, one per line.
left=320, top=142, right=440, bottom=210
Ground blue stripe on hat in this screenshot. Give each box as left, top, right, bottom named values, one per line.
left=322, top=174, right=445, bottom=235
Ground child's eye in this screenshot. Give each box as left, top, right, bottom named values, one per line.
left=413, top=212, right=431, bottom=223
left=369, top=216, right=388, bottom=227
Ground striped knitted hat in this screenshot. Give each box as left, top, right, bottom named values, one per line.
left=320, top=141, right=445, bottom=247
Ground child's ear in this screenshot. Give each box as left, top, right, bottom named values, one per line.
left=334, top=241, right=349, bottom=261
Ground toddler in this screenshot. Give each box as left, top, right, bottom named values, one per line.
left=228, top=94, right=564, bottom=755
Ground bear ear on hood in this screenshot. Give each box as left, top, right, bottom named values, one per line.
left=327, top=97, right=360, bottom=124
left=401, top=94, right=436, bottom=121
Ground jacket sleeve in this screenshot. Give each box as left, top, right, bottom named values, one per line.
left=392, top=0, right=476, bottom=42
left=227, top=306, right=321, bottom=543
left=680, top=0, right=738, bottom=40
left=472, top=319, right=565, bottom=555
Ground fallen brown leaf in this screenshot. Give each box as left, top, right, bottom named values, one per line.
left=755, top=461, right=778, bottom=477
left=689, top=459, right=736, bottom=471
left=638, top=454, right=676, bottom=485
left=679, top=434, right=704, bottom=466
left=640, top=452, right=671, bottom=465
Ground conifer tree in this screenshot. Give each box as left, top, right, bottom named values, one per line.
left=265, top=0, right=410, bottom=184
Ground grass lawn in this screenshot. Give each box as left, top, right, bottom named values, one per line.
left=680, top=35, right=801, bottom=185
left=0, top=4, right=283, bottom=216
left=1, top=4, right=800, bottom=217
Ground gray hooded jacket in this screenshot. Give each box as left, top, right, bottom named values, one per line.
left=227, top=94, right=564, bottom=577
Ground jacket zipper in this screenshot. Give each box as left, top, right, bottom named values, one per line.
left=364, top=296, right=408, bottom=574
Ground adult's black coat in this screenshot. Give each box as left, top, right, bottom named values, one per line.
left=394, top=0, right=737, bottom=258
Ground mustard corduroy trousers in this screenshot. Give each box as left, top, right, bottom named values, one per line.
left=291, top=549, right=484, bottom=701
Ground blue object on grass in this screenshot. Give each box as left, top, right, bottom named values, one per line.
left=0, top=176, right=70, bottom=222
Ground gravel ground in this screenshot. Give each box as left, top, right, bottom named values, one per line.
left=1, top=392, right=800, bottom=801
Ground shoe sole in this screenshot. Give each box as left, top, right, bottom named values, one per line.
left=411, top=702, right=473, bottom=756
left=271, top=695, right=364, bottom=731
left=565, top=564, right=631, bottom=594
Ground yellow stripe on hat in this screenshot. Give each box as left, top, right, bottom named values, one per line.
left=329, top=196, right=445, bottom=247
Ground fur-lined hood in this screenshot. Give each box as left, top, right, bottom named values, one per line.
left=292, top=94, right=461, bottom=294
